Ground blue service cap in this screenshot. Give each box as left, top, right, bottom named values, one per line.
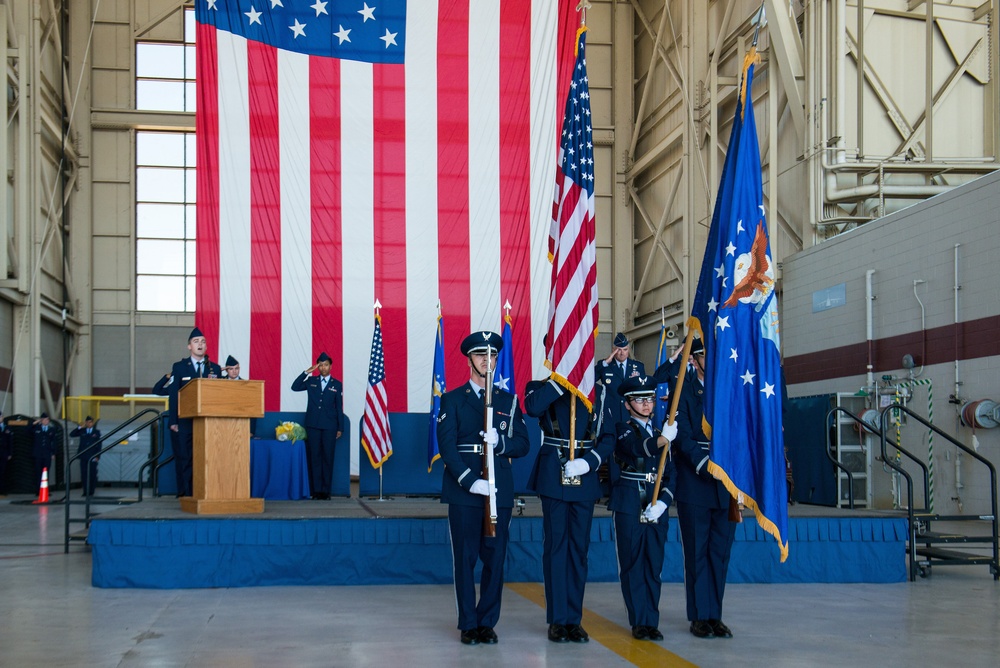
left=189, top=327, right=205, bottom=341
left=613, top=332, right=629, bottom=347
left=460, top=331, right=503, bottom=356
left=690, top=337, right=705, bottom=355
left=225, top=355, right=239, bottom=367
left=316, top=352, right=332, bottom=363
left=618, top=375, right=657, bottom=398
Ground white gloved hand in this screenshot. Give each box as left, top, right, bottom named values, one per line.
left=642, top=500, right=667, bottom=522
left=480, top=428, right=499, bottom=447
left=470, top=479, right=492, bottom=496
left=563, top=458, right=590, bottom=477
left=660, top=420, right=678, bottom=442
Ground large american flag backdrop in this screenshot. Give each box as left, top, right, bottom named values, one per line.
left=195, top=0, right=580, bottom=462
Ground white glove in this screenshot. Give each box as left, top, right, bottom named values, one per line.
left=563, top=458, right=590, bottom=477
left=480, top=428, right=499, bottom=447
left=470, top=479, right=492, bottom=496
left=642, top=500, right=667, bottom=522
left=660, top=420, right=678, bottom=442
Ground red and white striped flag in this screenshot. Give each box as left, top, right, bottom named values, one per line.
left=362, top=313, right=392, bottom=467
left=545, top=26, right=598, bottom=409
left=195, top=1, right=580, bottom=471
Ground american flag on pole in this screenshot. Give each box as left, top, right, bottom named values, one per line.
left=362, top=313, right=392, bottom=468
left=194, top=1, right=580, bottom=475
left=545, top=25, right=598, bottom=410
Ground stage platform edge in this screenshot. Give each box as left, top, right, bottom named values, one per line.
left=87, top=500, right=908, bottom=588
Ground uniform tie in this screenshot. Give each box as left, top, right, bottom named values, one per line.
left=619, top=361, right=626, bottom=379
left=321, top=377, right=328, bottom=392
left=196, top=361, right=203, bottom=377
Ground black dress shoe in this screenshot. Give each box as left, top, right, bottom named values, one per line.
left=690, top=620, right=715, bottom=638
left=646, top=627, right=663, bottom=641
left=566, top=624, right=589, bottom=643
left=477, top=626, right=498, bottom=644
left=547, top=624, right=569, bottom=643
left=709, top=619, right=732, bottom=638
left=631, top=626, right=649, bottom=640
left=460, top=629, right=480, bottom=645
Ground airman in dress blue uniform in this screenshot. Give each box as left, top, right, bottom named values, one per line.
left=610, top=375, right=677, bottom=641
left=595, top=332, right=647, bottom=426
left=673, top=338, right=736, bottom=639
left=438, top=330, right=530, bottom=646
left=166, top=327, right=222, bottom=497
left=524, top=374, right=613, bottom=643
left=70, top=416, right=102, bottom=496
left=31, top=412, right=58, bottom=491
left=291, top=351, right=344, bottom=500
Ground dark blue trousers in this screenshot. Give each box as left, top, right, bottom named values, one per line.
left=541, top=496, right=595, bottom=625
left=676, top=501, right=736, bottom=622
left=172, top=426, right=194, bottom=497
left=79, top=457, right=99, bottom=496
left=448, top=504, right=512, bottom=631
left=613, top=510, right=669, bottom=628
left=305, top=427, right=337, bottom=496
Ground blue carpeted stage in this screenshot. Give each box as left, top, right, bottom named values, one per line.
left=87, top=499, right=908, bottom=588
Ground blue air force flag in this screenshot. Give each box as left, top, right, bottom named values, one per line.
left=688, top=50, right=788, bottom=561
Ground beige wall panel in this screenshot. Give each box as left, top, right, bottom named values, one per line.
left=595, top=197, right=612, bottom=240
left=92, top=289, right=132, bottom=314
left=91, top=182, right=132, bottom=236
left=92, top=70, right=132, bottom=109
left=94, top=0, right=132, bottom=23
left=92, top=237, right=130, bottom=290
left=590, top=88, right=613, bottom=128
left=135, top=1, right=187, bottom=41
left=91, top=131, right=131, bottom=183
left=92, top=24, right=132, bottom=70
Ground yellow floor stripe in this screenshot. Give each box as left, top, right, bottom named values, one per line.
left=506, top=582, right=699, bottom=668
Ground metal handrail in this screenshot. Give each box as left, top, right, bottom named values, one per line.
left=138, top=419, right=173, bottom=502
left=878, top=408, right=931, bottom=507
left=824, top=407, right=862, bottom=509
left=63, top=409, right=164, bottom=553
left=881, top=403, right=999, bottom=581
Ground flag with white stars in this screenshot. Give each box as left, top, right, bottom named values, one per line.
left=688, top=49, right=788, bottom=562
left=427, top=313, right=446, bottom=472
left=545, top=26, right=598, bottom=410
left=201, top=0, right=406, bottom=64
left=494, top=312, right=515, bottom=396
left=362, top=314, right=393, bottom=467
left=194, top=0, right=582, bottom=463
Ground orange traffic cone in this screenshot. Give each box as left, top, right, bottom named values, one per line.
left=33, top=467, right=50, bottom=504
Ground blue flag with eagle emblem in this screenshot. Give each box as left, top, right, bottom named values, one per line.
left=688, top=49, right=788, bottom=562
left=494, top=313, right=515, bottom=396
left=427, top=313, right=446, bottom=471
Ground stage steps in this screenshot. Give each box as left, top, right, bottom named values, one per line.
left=910, top=512, right=999, bottom=579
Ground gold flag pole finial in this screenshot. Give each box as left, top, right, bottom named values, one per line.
left=576, top=0, right=591, bottom=28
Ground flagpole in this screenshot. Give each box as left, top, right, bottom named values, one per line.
left=650, top=323, right=696, bottom=502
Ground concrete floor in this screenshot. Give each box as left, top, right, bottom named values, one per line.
left=1, top=493, right=998, bottom=668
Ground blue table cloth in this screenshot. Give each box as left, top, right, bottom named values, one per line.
left=250, top=439, right=311, bottom=500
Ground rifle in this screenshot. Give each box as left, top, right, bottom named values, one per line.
left=482, top=345, right=498, bottom=537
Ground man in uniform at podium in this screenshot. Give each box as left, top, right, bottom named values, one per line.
left=291, top=352, right=343, bottom=500
left=167, top=327, right=222, bottom=497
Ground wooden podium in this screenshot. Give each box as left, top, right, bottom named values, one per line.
left=178, top=379, right=265, bottom=514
